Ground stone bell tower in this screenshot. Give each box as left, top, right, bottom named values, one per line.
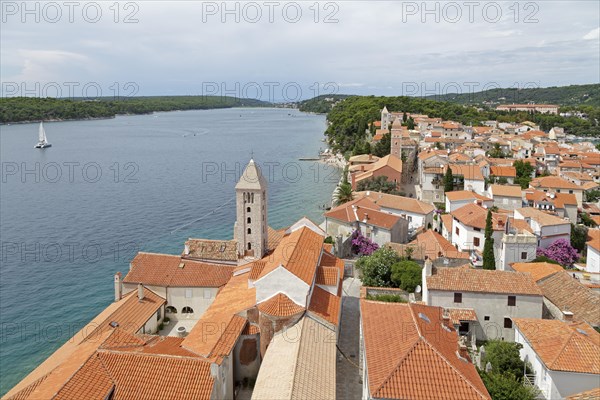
left=234, top=159, right=268, bottom=260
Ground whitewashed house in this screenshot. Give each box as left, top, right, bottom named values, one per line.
left=445, top=190, right=493, bottom=213
left=514, top=318, right=600, bottom=400
left=487, top=184, right=523, bottom=211
left=422, top=264, right=543, bottom=342
left=513, top=207, right=571, bottom=249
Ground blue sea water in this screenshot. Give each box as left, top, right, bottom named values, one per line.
left=0, top=107, right=339, bottom=395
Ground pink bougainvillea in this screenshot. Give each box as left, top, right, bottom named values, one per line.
left=351, top=230, right=379, bottom=256
left=536, top=239, right=579, bottom=267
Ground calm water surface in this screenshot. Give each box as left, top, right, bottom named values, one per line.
left=0, top=107, right=339, bottom=395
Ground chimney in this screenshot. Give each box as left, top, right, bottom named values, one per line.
left=137, top=283, right=144, bottom=302
left=424, top=257, right=433, bottom=277
left=368, top=154, right=372, bottom=160
left=114, top=272, right=122, bottom=302
left=562, top=310, right=574, bottom=321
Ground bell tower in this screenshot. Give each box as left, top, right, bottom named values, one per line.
left=234, top=158, right=268, bottom=260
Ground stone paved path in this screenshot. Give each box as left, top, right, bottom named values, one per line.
left=336, top=275, right=363, bottom=400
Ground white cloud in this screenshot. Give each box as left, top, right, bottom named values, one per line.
left=583, top=27, right=600, bottom=40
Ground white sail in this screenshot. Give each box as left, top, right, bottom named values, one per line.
left=38, top=122, right=46, bottom=143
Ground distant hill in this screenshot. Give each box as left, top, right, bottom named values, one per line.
left=425, top=84, right=600, bottom=108
left=0, top=96, right=272, bottom=124
left=298, top=94, right=352, bottom=114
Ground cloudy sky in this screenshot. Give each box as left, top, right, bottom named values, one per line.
left=1, top=1, right=599, bottom=100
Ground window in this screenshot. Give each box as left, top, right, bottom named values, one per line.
left=454, top=293, right=462, bottom=303
left=182, top=306, right=194, bottom=314
left=504, top=318, right=512, bottom=328
left=166, top=306, right=177, bottom=314
left=247, top=207, right=251, bottom=212
left=484, top=316, right=490, bottom=321
left=508, top=296, right=516, bottom=306
left=569, top=190, right=573, bottom=194
left=185, top=288, right=193, bottom=298
left=473, top=237, right=480, bottom=247
left=247, top=242, right=252, bottom=250
left=455, top=227, right=460, bottom=235
left=157, top=307, right=161, bottom=321
left=474, top=227, right=481, bottom=232
left=247, top=217, right=251, bottom=224
left=521, top=252, right=527, bottom=260
left=247, top=228, right=251, bottom=234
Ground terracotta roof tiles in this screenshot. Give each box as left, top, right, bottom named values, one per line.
left=427, top=267, right=542, bottom=295
left=308, top=286, right=341, bottom=327
left=257, top=293, right=305, bottom=317
left=514, top=318, right=600, bottom=374
left=125, top=252, right=233, bottom=288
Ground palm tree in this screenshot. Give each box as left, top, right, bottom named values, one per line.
left=334, top=182, right=354, bottom=206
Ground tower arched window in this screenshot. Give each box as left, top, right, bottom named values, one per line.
left=166, top=306, right=177, bottom=314
left=182, top=306, right=194, bottom=314
left=251, top=193, right=254, bottom=203
left=247, top=217, right=251, bottom=223
left=247, top=207, right=251, bottom=212
left=247, top=228, right=251, bottom=234
left=247, top=242, right=252, bottom=250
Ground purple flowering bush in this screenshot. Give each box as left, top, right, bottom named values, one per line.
left=536, top=239, right=579, bottom=267
left=351, top=230, right=379, bottom=256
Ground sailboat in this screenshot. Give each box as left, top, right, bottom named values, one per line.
left=34, top=122, right=52, bottom=148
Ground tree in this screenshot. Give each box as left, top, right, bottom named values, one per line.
left=580, top=213, right=598, bottom=228
left=483, top=341, right=528, bottom=379
left=585, top=189, right=600, bottom=202
left=356, top=176, right=400, bottom=194
left=488, top=143, right=506, bottom=158
left=351, top=230, right=379, bottom=256
left=478, top=340, right=537, bottom=400
left=407, top=116, right=415, bottom=130
left=479, top=372, right=536, bottom=400
left=513, top=160, right=535, bottom=189
left=536, top=238, right=579, bottom=267
left=596, top=143, right=600, bottom=151
left=355, top=247, right=401, bottom=287
left=391, top=260, right=422, bottom=292
left=483, top=210, right=496, bottom=270
left=444, top=167, right=454, bottom=193
left=571, top=224, right=589, bottom=252
left=373, top=132, right=391, bottom=157
left=334, top=182, right=353, bottom=206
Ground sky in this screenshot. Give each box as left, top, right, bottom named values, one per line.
left=1, top=1, right=599, bottom=101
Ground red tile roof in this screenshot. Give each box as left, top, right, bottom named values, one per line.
left=255, top=226, right=324, bottom=285
left=308, top=286, right=341, bottom=326
left=514, top=319, right=600, bottom=374
left=427, top=267, right=542, bottom=295
left=125, top=252, right=233, bottom=288
left=361, top=301, right=490, bottom=400
left=257, top=293, right=305, bottom=317
left=325, top=197, right=403, bottom=230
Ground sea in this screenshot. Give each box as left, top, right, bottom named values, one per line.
left=0, top=107, right=340, bottom=395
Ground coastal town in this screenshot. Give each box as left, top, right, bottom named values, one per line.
left=4, top=103, right=600, bottom=400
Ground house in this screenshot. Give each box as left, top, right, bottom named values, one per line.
left=445, top=190, right=493, bottom=213
left=355, top=191, right=435, bottom=234
left=496, top=104, right=559, bottom=114
left=489, top=166, right=516, bottom=184
left=324, top=197, right=409, bottom=248
left=450, top=203, right=508, bottom=266
left=511, top=262, right=600, bottom=327
left=513, top=207, right=571, bottom=249
left=524, top=189, right=578, bottom=223
left=514, top=318, right=599, bottom=399
left=566, top=388, right=600, bottom=399
left=360, top=300, right=490, bottom=400
left=585, top=229, right=600, bottom=277
left=487, top=184, right=523, bottom=210
left=122, top=253, right=234, bottom=321
left=497, top=218, right=538, bottom=271
left=351, top=154, right=403, bottom=190
left=530, top=176, right=584, bottom=207
left=422, top=265, right=543, bottom=342
left=417, top=150, right=449, bottom=202
left=445, top=164, right=486, bottom=195
left=387, top=229, right=471, bottom=268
